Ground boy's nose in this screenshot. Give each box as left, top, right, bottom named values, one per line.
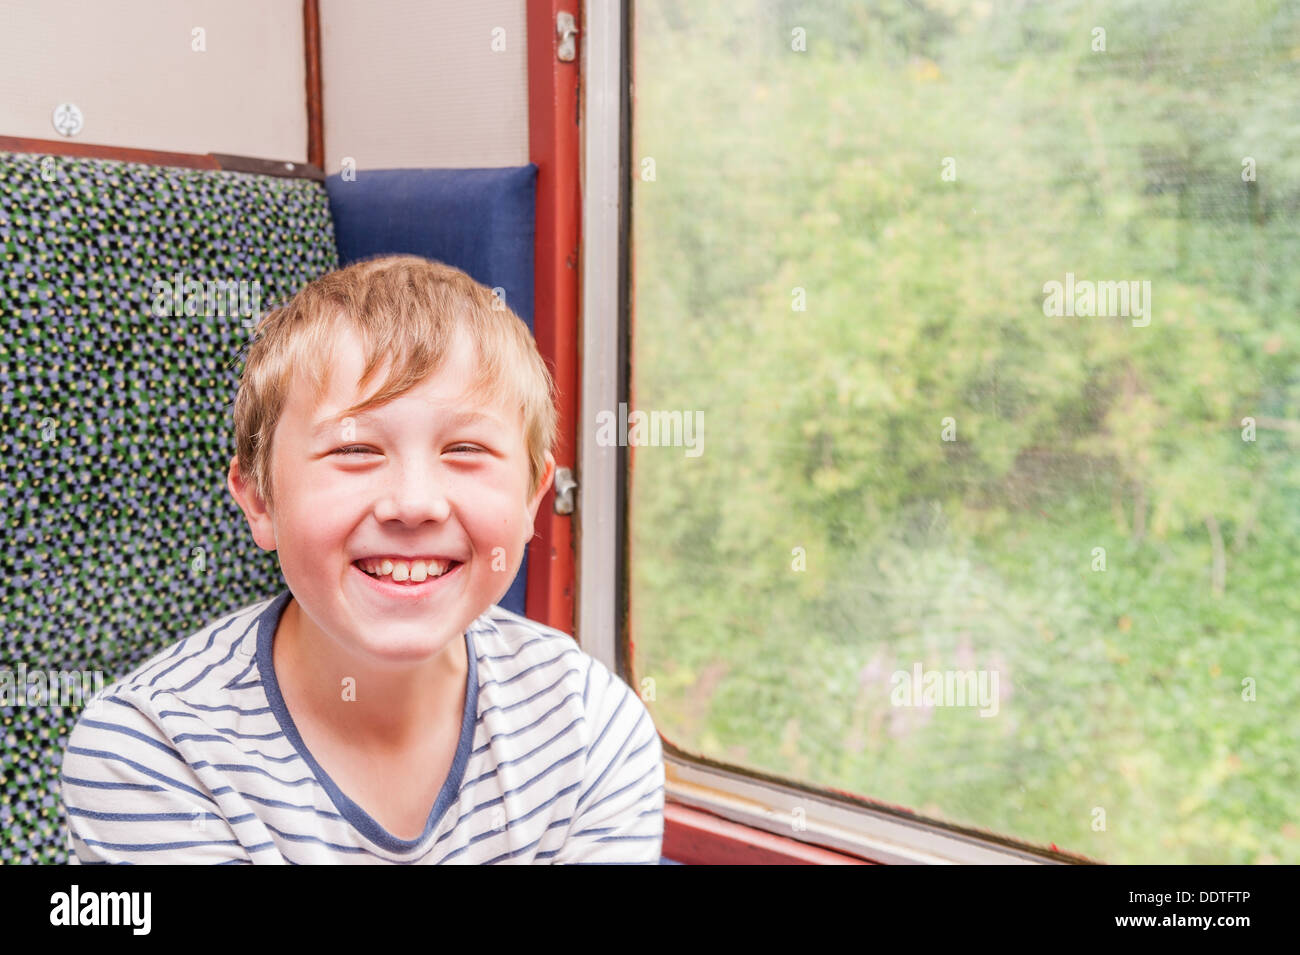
left=372, top=462, right=452, bottom=525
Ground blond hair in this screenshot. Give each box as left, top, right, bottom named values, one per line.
left=232, top=254, right=557, bottom=510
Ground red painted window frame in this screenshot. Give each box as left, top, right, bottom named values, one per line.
left=524, top=0, right=580, bottom=636
left=664, top=804, right=876, bottom=866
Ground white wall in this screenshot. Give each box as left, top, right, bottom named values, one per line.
left=319, top=0, right=529, bottom=174
left=0, top=0, right=529, bottom=171
left=0, top=0, right=307, bottom=162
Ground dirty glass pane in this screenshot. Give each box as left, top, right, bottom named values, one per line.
left=628, top=0, right=1300, bottom=863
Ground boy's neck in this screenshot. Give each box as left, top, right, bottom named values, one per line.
left=272, top=597, right=469, bottom=751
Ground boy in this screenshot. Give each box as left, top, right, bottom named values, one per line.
left=60, top=255, right=665, bottom=863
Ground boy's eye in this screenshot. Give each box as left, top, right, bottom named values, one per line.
left=330, top=445, right=483, bottom=455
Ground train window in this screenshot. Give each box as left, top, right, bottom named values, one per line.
left=626, top=0, right=1299, bottom=862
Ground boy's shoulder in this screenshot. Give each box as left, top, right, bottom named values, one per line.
left=471, top=604, right=650, bottom=723
left=91, top=594, right=273, bottom=709
left=474, top=605, right=664, bottom=863
left=472, top=602, right=578, bottom=656
left=475, top=603, right=615, bottom=679
left=62, top=595, right=274, bottom=765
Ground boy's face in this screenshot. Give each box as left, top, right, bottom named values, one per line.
left=228, top=322, right=555, bottom=666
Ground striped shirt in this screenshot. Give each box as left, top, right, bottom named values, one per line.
left=60, top=590, right=664, bottom=864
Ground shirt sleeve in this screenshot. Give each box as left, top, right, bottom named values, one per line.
left=551, top=662, right=666, bottom=864
left=60, top=693, right=252, bottom=865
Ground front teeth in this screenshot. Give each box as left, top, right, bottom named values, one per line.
left=359, top=558, right=451, bottom=582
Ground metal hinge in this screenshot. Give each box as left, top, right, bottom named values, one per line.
left=556, top=11, right=578, bottom=62
left=553, top=467, right=578, bottom=514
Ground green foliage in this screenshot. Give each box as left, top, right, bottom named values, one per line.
left=629, top=0, right=1300, bottom=862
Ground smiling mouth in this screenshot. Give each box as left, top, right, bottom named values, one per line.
left=353, top=558, right=463, bottom=584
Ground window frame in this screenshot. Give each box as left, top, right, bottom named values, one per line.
left=578, top=0, right=1090, bottom=865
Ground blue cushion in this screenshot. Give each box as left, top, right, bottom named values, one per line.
left=325, top=166, right=538, bottom=615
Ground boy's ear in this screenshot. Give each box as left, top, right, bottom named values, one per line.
left=227, top=455, right=278, bottom=552
left=525, top=452, right=558, bottom=538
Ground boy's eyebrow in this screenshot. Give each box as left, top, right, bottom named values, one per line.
left=311, top=409, right=377, bottom=438
left=310, top=407, right=503, bottom=437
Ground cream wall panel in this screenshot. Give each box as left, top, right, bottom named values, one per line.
left=320, top=0, right=528, bottom=174
left=0, top=0, right=307, bottom=162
